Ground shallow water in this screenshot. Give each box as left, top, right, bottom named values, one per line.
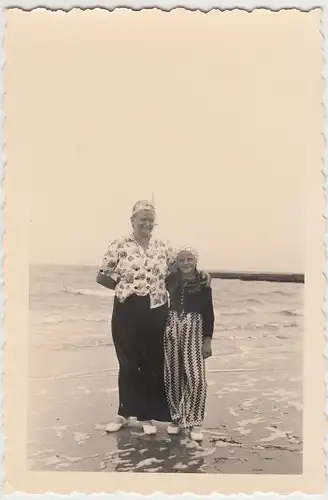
left=28, top=264, right=304, bottom=474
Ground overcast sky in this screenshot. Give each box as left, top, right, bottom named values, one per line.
left=7, top=9, right=322, bottom=272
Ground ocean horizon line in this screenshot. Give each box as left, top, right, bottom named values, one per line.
left=29, top=263, right=304, bottom=284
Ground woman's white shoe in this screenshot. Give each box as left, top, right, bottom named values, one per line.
left=105, top=416, right=129, bottom=433
left=167, top=423, right=180, bottom=435
left=140, top=420, right=157, bottom=435
left=190, top=426, right=203, bottom=442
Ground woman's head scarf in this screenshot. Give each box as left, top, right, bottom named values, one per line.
left=132, top=200, right=156, bottom=217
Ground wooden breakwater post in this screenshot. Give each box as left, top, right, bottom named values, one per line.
left=208, top=271, right=304, bottom=284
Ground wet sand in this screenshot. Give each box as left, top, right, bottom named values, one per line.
left=28, top=342, right=302, bottom=474
left=28, top=267, right=303, bottom=474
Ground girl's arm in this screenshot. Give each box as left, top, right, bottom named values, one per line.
left=202, top=286, right=215, bottom=338
left=202, top=287, right=215, bottom=359
left=96, top=240, right=119, bottom=290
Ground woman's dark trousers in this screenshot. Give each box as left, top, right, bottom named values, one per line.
left=111, top=294, right=170, bottom=422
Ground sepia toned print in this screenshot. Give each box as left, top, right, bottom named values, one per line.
left=3, top=7, right=325, bottom=495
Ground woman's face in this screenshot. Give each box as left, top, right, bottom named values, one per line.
left=132, top=210, right=155, bottom=237
left=177, top=251, right=197, bottom=274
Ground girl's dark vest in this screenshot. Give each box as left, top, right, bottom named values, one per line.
left=165, top=272, right=214, bottom=336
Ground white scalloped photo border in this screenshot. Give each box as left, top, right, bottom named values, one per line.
left=0, top=1, right=325, bottom=499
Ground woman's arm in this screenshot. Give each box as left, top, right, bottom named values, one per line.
left=96, top=272, right=117, bottom=290
left=166, top=242, right=178, bottom=274
left=97, top=240, right=119, bottom=290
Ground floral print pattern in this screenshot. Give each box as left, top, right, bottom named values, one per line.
left=99, top=234, right=177, bottom=309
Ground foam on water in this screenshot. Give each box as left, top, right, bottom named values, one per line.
left=29, top=264, right=304, bottom=355
left=67, top=288, right=115, bottom=298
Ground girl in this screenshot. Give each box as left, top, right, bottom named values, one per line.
left=164, top=246, right=215, bottom=442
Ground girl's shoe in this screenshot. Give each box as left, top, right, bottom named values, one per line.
left=105, top=416, right=129, bottom=433
left=140, top=420, right=157, bottom=435
left=190, top=426, right=203, bottom=442
left=167, top=423, right=180, bottom=435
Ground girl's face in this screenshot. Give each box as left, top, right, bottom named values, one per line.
left=177, top=251, right=197, bottom=274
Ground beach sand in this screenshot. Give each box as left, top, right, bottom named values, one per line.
left=27, top=265, right=303, bottom=474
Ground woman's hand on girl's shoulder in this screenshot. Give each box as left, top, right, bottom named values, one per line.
left=199, top=271, right=212, bottom=286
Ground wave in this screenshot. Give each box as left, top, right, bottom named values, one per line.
left=245, top=298, right=263, bottom=305
left=65, top=288, right=115, bottom=298
left=42, top=315, right=109, bottom=324
left=258, top=289, right=298, bottom=297
left=219, top=307, right=259, bottom=316
left=219, top=307, right=303, bottom=318
left=280, top=309, right=303, bottom=317
left=216, top=320, right=299, bottom=332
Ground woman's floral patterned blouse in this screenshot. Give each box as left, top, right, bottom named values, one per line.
left=99, top=234, right=177, bottom=309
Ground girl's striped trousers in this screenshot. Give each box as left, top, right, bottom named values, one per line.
left=164, top=310, right=207, bottom=428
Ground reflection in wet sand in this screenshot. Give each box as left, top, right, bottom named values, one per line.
left=28, top=268, right=303, bottom=474
left=97, top=426, right=205, bottom=473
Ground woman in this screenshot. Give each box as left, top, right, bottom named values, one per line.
left=97, top=200, right=211, bottom=435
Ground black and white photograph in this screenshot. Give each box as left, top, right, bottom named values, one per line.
left=3, top=6, right=325, bottom=495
